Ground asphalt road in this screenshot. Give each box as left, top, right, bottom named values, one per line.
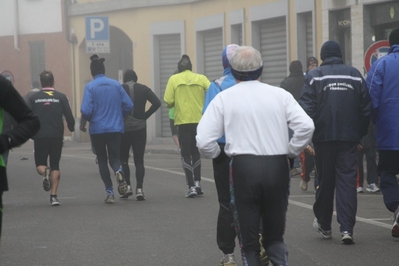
left=0, top=140, right=398, bottom=266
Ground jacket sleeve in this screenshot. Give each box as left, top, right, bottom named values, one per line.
left=120, top=85, right=133, bottom=116
left=80, top=85, right=93, bottom=121
left=358, top=74, right=371, bottom=138
left=203, top=82, right=219, bottom=114
left=62, top=94, right=75, bottom=132
left=366, top=61, right=383, bottom=123
left=0, top=76, right=40, bottom=153
left=164, top=77, right=175, bottom=108
left=144, top=86, right=161, bottom=119
left=196, top=95, right=223, bottom=159
left=299, top=74, right=317, bottom=119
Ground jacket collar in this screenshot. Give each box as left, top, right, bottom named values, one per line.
left=320, top=57, right=344, bottom=66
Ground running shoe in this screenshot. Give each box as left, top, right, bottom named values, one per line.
left=341, top=231, right=354, bottom=244
left=120, top=185, right=133, bottom=199
left=194, top=181, right=203, bottom=195
left=185, top=186, right=197, bottom=198
left=136, top=188, right=145, bottom=201
left=219, top=253, right=236, bottom=266
left=366, top=183, right=380, bottom=192
left=313, top=218, right=332, bottom=239
left=115, top=170, right=128, bottom=195
left=300, top=180, right=308, bottom=191
left=392, top=206, right=399, bottom=237
left=50, top=195, right=60, bottom=206
left=42, top=167, right=51, bottom=192
left=104, top=192, right=115, bottom=204
left=356, top=187, right=363, bottom=193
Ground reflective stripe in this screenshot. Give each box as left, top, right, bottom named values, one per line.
left=310, top=75, right=363, bottom=85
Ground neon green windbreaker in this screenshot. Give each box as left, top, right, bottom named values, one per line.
left=164, top=70, right=210, bottom=125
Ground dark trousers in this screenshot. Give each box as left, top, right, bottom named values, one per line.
left=231, top=155, right=289, bottom=266
left=313, top=141, right=358, bottom=234
left=91, top=132, right=122, bottom=190
left=357, top=146, right=378, bottom=187
left=213, top=145, right=236, bottom=254
left=380, top=171, right=399, bottom=212
left=120, top=128, right=146, bottom=189
left=178, top=124, right=201, bottom=187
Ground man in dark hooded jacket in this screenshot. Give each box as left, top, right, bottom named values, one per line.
left=280, top=60, right=304, bottom=101
left=300, top=41, right=371, bottom=245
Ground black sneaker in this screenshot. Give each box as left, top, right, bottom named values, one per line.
left=120, top=185, right=133, bottom=199
left=194, top=181, right=203, bottom=196
left=115, top=170, right=128, bottom=195
left=42, top=167, right=51, bottom=192
left=50, top=195, right=60, bottom=206
left=341, top=231, right=354, bottom=244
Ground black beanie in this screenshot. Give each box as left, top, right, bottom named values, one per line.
left=389, top=28, right=399, bottom=46
left=320, top=41, right=342, bottom=61
left=177, top=55, right=192, bottom=72
left=123, top=69, right=138, bottom=83
left=90, top=54, right=105, bottom=76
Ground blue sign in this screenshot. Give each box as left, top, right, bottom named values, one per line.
left=85, top=16, right=109, bottom=41
left=85, top=16, right=110, bottom=53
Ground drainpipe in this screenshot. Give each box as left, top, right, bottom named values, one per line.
left=14, top=0, right=20, bottom=52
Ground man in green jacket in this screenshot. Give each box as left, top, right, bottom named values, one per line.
left=164, top=55, right=210, bottom=198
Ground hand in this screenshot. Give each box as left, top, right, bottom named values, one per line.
left=304, top=145, right=315, bottom=156
left=357, top=144, right=363, bottom=151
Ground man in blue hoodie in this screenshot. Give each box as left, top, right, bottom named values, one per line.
left=81, top=54, right=133, bottom=204
left=366, top=28, right=399, bottom=238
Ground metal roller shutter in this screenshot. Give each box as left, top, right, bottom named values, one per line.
left=306, top=13, right=314, bottom=59
left=159, top=34, right=181, bottom=137
left=259, top=17, right=287, bottom=86
left=203, top=28, right=224, bottom=81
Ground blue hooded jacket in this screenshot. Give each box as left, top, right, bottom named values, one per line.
left=203, top=46, right=238, bottom=144
left=81, top=74, right=133, bottom=135
left=366, top=44, right=399, bottom=150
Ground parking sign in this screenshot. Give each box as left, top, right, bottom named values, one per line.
left=85, top=16, right=110, bottom=53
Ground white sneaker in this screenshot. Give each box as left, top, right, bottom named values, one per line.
left=220, top=253, right=236, bottom=266
left=300, top=180, right=308, bottom=191
left=356, top=187, right=363, bottom=193
left=136, top=188, right=145, bottom=201
left=366, top=183, right=380, bottom=192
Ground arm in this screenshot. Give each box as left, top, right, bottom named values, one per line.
left=80, top=85, right=93, bottom=121
left=286, top=94, right=315, bottom=158
left=299, top=74, right=317, bottom=119
left=196, top=96, right=224, bottom=159
left=120, top=85, right=134, bottom=116
left=164, top=77, right=175, bottom=108
left=62, top=95, right=75, bottom=132
left=203, top=82, right=220, bottom=114
left=0, top=76, right=40, bottom=153
left=144, top=87, right=161, bottom=119
left=366, top=61, right=383, bottom=124
left=358, top=75, right=371, bottom=138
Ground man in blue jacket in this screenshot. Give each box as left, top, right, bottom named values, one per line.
left=300, top=41, right=371, bottom=244
left=366, top=28, right=399, bottom=238
left=81, top=54, right=133, bottom=203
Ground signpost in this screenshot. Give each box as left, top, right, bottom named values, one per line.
left=85, top=16, right=110, bottom=53
left=364, top=40, right=390, bottom=72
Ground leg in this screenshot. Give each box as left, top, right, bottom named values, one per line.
left=356, top=151, right=364, bottom=190
left=313, top=142, right=336, bottom=231
left=106, top=132, right=122, bottom=173
left=213, top=145, right=236, bottom=255
left=48, top=138, right=63, bottom=196
left=131, top=128, right=147, bottom=189
left=178, top=124, right=194, bottom=187
left=120, top=132, right=132, bottom=186
left=190, top=124, right=201, bottom=182
left=260, top=156, right=290, bottom=266
left=335, top=142, right=358, bottom=234
left=91, top=134, right=112, bottom=189
left=365, top=147, right=378, bottom=185
left=380, top=171, right=399, bottom=212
